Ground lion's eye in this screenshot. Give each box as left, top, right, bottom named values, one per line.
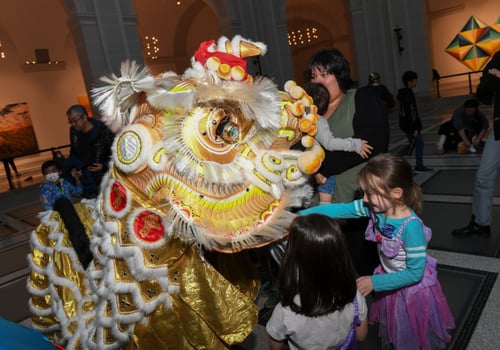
left=216, top=116, right=240, bottom=143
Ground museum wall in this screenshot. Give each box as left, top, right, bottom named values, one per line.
left=428, top=0, right=499, bottom=96
left=0, top=1, right=88, bottom=153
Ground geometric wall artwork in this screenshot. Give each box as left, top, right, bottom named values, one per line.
left=445, top=16, right=500, bottom=71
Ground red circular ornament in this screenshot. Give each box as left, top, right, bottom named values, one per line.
left=110, top=181, right=127, bottom=212
left=133, top=211, right=164, bottom=242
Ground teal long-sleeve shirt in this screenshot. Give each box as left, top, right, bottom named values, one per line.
left=300, top=200, right=427, bottom=292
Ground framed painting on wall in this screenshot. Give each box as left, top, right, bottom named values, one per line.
left=0, top=102, right=39, bottom=159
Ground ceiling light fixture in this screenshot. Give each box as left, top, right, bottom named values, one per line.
left=0, top=41, right=5, bottom=59
left=288, top=27, right=319, bottom=47
left=144, top=35, right=160, bottom=60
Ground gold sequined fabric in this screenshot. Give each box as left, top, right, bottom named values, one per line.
left=28, top=203, right=258, bottom=349
left=128, top=246, right=259, bottom=350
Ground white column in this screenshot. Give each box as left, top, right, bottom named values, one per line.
left=210, top=0, right=295, bottom=87
left=348, top=0, right=432, bottom=96
left=62, top=0, right=144, bottom=95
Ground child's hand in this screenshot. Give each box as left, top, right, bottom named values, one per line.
left=358, top=140, right=373, bottom=159
left=356, top=276, right=374, bottom=296
left=71, top=168, right=82, bottom=180
left=313, top=172, right=327, bottom=185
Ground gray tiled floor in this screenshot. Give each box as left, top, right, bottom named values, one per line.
left=1, top=94, right=500, bottom=349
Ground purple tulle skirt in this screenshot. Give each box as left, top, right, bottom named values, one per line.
left=369, top=256, right=455, bottom=350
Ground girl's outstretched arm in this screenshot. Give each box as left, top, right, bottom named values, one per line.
left=299, top=199, right=368, bottom=219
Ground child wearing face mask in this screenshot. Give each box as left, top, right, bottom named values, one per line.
left=39, top=159, right=93, bottom=269
left=40, top=160, right=83, bottom=211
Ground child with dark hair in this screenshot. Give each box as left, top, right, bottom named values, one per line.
left=397, top=70, right=432, bottom=172
left=40, top=159, right=83, bottom=210
left=266, top=214, right=368, bottom=349
left=40, top=159, right=92, bottom=269
left=300, top=153, right=454, bottom=349
left=303, top=82, right=373, bottom=205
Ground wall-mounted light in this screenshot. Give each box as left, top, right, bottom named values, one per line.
left=24, top=60, right=64, bottom=65
left=23, top=49, right=64, bottom=65
left=21, top=49, right=65, bottom=71
left=393, top=25, right=404, bottom=56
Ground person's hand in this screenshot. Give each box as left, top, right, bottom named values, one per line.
left=356, top=276, right=374, bottom=297
left=88, top=163, right=104, bottom=173
left=71, top=168, right=82, bottom=183
left=358, top=140, right=373, bottom=159
left=313, top=172, right=327, bottom=185
left=488, top=68, right=500, bottom=78
left=70, top=168, right=82, bottom=178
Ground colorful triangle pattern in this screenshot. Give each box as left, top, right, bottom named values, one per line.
left=446, top=16, right=500, bottom=71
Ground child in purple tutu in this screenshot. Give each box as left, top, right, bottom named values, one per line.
left=300, top=153, right=455, bottom=349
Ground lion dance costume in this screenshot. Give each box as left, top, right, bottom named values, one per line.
left=27, top=35, right=325, bottom=349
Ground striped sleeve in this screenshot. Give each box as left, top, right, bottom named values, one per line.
left=299, top=199, right=369, bottom=219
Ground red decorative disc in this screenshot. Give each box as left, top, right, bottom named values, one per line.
left=110, top=181, right=127, bottom=212
left=133, top=211, right=164, bottom=242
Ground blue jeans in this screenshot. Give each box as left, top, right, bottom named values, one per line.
left=318, top=175, right=336, bottom=195
left=399, top=132, right=424, bottom=168
left=472, top=132, right=500, bottom=226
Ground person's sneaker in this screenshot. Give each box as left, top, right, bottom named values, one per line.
left=452, top=222, right=491, bottom=237
left=414, top=166, right=433, bottom=172
left=469, top=145, right=477, bottom=153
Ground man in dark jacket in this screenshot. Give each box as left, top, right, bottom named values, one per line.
left=62, top=104, right=114, bottom=198
left=452, top=51, right=500, bottom=237
left=397, top=70, right=432, bottom=172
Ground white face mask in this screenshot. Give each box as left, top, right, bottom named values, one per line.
left=45, top=172, right=60, bottom=183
